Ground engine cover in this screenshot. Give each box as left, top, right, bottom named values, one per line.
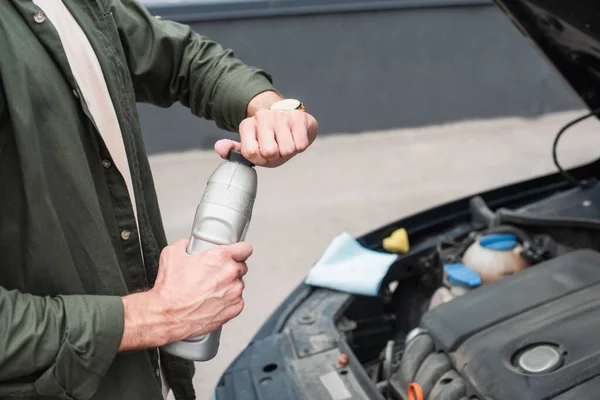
left=393, top=249, right=600, bottom=400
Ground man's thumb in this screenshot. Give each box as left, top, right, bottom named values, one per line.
left=214, top=139, right=242, bottom=159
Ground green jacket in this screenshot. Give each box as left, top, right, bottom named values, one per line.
left=0, top=1, right=275, bottom=399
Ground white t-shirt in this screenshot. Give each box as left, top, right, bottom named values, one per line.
left=32, top=0, right=139, bottom=227
left=30, top=1, right=170, bottom=398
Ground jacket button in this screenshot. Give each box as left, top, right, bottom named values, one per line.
left=102, top=159, right=112, bottom=169
left=121, top=230, right=131, bottom=240
left=73, top=89, right=80, bottom=99
left=33, top=12, right=46, bottom=24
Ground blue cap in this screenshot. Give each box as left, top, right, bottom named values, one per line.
left=444, top=263, right=482, bottom=287
left=479, top=234, right=518, bottom=251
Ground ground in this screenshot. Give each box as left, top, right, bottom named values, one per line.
left=150, top=110, right=600, bottom=399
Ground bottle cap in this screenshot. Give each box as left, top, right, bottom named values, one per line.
left=443, top=263, right=482, bottom=287
left=479, top=234, right=517, bottom=251
left=227, top=149, right=254, bottom=167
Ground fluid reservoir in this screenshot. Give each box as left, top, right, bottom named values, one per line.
left=462, top=233, right=530, bottom=284
left=429, top=263, right=481, bottom=310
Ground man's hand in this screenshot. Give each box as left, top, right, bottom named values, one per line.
left=119, top=239, right=252, bottom=351
left=214, top=91, right=318, bottom=168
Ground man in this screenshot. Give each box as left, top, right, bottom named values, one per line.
left=0, top=0, right=318, bottom=399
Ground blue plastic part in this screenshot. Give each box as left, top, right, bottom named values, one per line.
left=479, top=234, right=518, bottom=251
left=444, top=263, right=482, bottom=287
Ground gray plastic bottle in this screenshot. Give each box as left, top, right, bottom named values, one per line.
left=162, top=150, right=257, bottom=361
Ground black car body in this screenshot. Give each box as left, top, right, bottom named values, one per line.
left=214, top=1, right=600, bottom=399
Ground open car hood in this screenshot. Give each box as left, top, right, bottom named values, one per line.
left=494, top=0, right=600, bottom=111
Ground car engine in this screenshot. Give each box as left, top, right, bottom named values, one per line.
left=345, top=182, right=600, bottom=400
left=393, top=249, right=600, bottom=400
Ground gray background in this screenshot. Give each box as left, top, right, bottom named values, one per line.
left=137, top=2, right=582, bottom=154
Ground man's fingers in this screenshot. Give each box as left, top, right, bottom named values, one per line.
left=239, top=118, right=267, bottom=165
left=258, top=128, right=279, bottom=160
left=291, top=117, right=311, bottom=153
left=275, top=119, right=297, bottom=159
left=255, top=111, right=280, bottom=161
left=238, top=262, right=248, bottom=278
left=222, top=298, right=245, bottom=321
left=239, top=110, right=316, bottom=168
left=226, top=242, right=254, bottom=262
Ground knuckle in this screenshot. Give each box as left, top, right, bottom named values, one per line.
left=239, top=118, right=252, bottom=130
left=255, top=109, right=269, bottom=120
left=233, top=299, right=245, bottom=316
left=243, top=147, right=259, bottom=159
left=296, top=140, right=309, bottom=152
left=159, top=246, right=174, bottom=263
left=294, top=134, right=309, bottom=151
left=159, top=248, right=169, bottom=262
left=280, top=146, right=296, bottom=158
left=163, top=244, right=176, bottom=254
left=225, top=262, right=241, bottom=280
left=261, top=146, right=278, bottom=159
left=233, top=281, right=245, bottom=298
left=225, top=301, right=244, bottom=321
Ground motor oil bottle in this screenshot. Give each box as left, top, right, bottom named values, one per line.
left=162, top=150, right=257, bottom=361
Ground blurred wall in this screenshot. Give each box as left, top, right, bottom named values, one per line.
left=137, top=4, right=582, bottom=154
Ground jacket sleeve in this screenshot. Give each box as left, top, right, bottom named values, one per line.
left=0, top=287, right=124, bottom=400
left=103, top=0, right=277, bottom=132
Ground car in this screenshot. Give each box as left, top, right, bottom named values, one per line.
left=213, top=1, right=600, bottom=399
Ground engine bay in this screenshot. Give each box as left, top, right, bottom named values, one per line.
left=340, top=180, right=600, bottom=400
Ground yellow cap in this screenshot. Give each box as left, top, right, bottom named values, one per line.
left=383, top=228, right=410, bottom=254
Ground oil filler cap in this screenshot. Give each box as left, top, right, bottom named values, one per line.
left=517, top=345, right=562, bottom=374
